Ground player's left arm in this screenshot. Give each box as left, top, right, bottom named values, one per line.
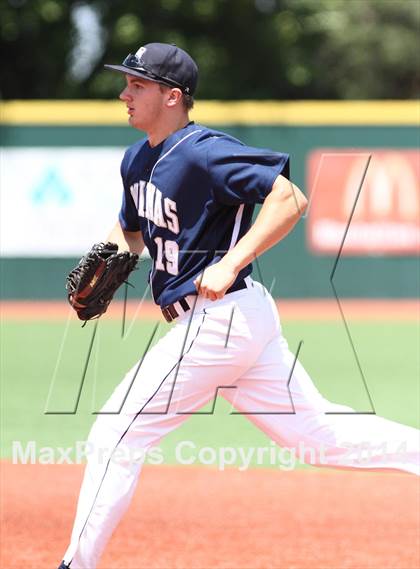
left=195, top=175, right=307, bottom=300
left=107, top=220, right=145, bottom=255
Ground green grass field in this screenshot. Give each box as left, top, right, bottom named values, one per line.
left=1, top=316, right=419, bottom=468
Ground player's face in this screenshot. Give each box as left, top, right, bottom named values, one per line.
left=119, top=75, right=166, bottom=131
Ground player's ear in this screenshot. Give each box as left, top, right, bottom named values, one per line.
left=166, top=87, right=183, bottom=108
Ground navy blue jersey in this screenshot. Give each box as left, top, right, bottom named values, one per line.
left=119, top=122, right=289, bottom=307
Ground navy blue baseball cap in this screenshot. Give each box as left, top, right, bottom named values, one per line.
left=104, top=42, right=198, bottom=95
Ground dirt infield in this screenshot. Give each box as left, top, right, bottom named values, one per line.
left=1, top=462, right=419, bottom=569
left=1, top=298, right=418, bottom=321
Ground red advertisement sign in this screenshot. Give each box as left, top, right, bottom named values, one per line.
left=306, top=149, right=420, bottom=255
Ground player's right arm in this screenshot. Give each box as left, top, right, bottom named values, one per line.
left=107, top=220, right=145, bottom=255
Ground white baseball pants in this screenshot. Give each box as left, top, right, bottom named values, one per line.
left=63, top=279, right=420, bottom=568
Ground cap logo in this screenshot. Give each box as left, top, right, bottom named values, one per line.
left=135, top=47, right=147, bottom=62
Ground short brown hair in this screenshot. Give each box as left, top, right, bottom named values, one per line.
left=182, top=93, right=194, bottom=111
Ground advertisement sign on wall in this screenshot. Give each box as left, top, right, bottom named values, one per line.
left=0, top=148, right=126, bottom=256
left=306, top=150, right=419, bottom=255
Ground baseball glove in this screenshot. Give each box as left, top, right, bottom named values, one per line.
left=66, top=242, right=139, bottom=321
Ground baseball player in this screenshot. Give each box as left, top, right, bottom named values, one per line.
left=58, top=43, right=419, bottom=569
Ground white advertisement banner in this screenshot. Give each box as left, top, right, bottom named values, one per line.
left=0, top=147, right=127, bottom=256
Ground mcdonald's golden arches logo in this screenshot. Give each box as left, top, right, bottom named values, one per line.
left=307, top=149, right=419, bottom=255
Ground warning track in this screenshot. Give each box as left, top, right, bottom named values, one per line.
left=1, top=299, right=418, bottom=321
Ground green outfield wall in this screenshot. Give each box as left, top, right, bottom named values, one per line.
left=1, top=101, right=418, bottom=299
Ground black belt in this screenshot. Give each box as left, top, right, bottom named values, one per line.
left=161, top=279, right=248, bottom=323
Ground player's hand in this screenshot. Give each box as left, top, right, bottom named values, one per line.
left=194, top=260, right=237, bottom=301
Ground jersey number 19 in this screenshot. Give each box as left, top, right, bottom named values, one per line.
left=154, top=237, right=179, bottom=275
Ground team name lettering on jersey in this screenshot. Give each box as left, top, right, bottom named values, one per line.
left=130, top=181, right=179, bottom=234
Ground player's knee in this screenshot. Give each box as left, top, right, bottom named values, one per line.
left=86, top=415, right=122, bottom=457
